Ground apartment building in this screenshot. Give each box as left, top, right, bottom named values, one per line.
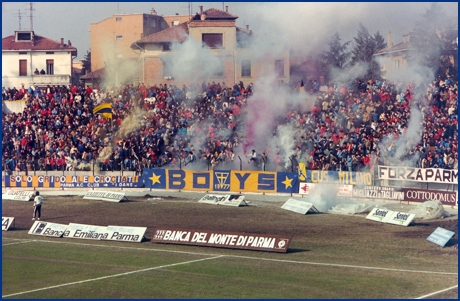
left=2, top=30, right=77, bottom=88
left=89, top=9, right=190, bottom=72
left=130, top=6, right=290, bottom=87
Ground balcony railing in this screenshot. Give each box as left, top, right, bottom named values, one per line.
left=31, top=74, right=71, bottom=86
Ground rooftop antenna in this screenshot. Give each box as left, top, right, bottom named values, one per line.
left=27, top=2, right=35, bottom=30
left=15, top=9, right=23, bottom=30
left=222, top=2, right=224, bottom=11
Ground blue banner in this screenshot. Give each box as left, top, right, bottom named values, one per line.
left=143, top=169, right=299, bottom=194
left=276, top=172, right=299, bottom=193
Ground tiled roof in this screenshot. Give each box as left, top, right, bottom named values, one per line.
left=80, top=68, right=105, bottom=80
left=2, top=33, right=77, bottom=52
left=375, top=41, right=413, bottom=55
left=202, top=8, right=238, bottom=20
left=135, top=22, right=189, bottom=45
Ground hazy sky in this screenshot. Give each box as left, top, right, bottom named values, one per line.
left=2, top=2, right=458, bottom=60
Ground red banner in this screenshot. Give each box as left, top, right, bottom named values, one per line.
left=402, top=188, right=457, bottom=206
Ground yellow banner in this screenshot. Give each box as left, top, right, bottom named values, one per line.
left=230, top=171, right=276, bottom=193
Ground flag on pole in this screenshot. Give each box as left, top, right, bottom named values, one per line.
left=93, top=103, right=112, bottom=119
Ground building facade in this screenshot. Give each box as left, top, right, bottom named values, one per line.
left=89, top=9, right=191, bottom=72
left=2, top=30, right=77, bottom=88
left=130, top=7, right=290, bottom=87
left=373, top=32, right=412, bottom=78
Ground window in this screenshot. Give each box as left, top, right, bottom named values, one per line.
left=163, top=43, right=171, bottom=51
left=19, top=60, right=27, bottom=76
left=151, top=19, right=156, bottom=27
left=46, top=59, right=54, bottom=75
left=202, top=33, right=223, bottom=48
left=116, top=35, right=123, bottom=40
left=17, top=32, right=31, bottom=41
left=116, top=17, right=122, bottom=22
left=275, top=60, right=284, bottom=77
left=160, top=20, right=165, bottom=29
left=172, top=20, right=179, bottom=27
left=241, top=60, right=251, bottom=77
left=19, top=52, right=27, bottom=55
left=45, top=51, right=54, bottom=54
left=394, top=60, right=400, bottom=71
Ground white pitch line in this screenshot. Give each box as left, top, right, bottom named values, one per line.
left=2, top=240, right=37, bottom=246
left=5, top=238, right=458, bottom=276
left=225, top=254, right=459, bottom=275
left=415, top=284, right=458, bottom=299
left=2, top=255, right=224, bottom=298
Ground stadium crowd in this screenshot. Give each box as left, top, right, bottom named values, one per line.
left=2, top=76, right=458, bottom=175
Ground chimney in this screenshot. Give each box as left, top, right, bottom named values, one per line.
left=387, top=31, right=392, bottom=48
left=68, top=40, right=71, bottom=46
left=150, top=8, right=157, bottom=15
left=225, top=6, right=228, bottom=12
left=246, top=25, right=249, bottom=31
left=61, top=38, right=64, bottom=45
left=200, top=6, right=203, bottom=14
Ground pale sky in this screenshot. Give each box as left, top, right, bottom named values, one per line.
left=2, top=2, right=458, bottom=60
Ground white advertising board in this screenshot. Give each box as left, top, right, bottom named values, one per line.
left=28, top=221, right=68, bottom=237
left=366, top=208, right=415, bottom=226
left=2, top=217, right=15, bottom=231
left=298, top=183, right=353, bottom=197
left=199, top=194, right=247, bottom=207
left=365, top=208, right=393, bottom=223
left=83, top=191, right=125, bottom=202
left=378, top=166, right=458, bottom=184
left=281, top=199, right=319, bottom=214
left=64, top=223, right=109, bottom=240
left=105, top=225, right=147, bottom=243
left=385, top=211, right=416, bottom=227
left=2, top=190, right=35, bottom=201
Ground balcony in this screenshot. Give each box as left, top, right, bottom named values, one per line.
left=31, top=74, right=71, bottom=86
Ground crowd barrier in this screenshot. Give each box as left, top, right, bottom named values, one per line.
left=2, top=166, right=457, bottom=206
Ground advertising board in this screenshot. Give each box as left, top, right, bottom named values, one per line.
left=2, top=217, right=15, bottom=231
left=298, top=183, right=353, bottom=197
left=28, top=221, right=68, bottom=237
left=281, top=199, right=319, bottom=214
left=198, top=194, right=247, bottom=207
left=83, top=191, right=125, bottom=202
left=365, top=208, right=418, bottom=227
left=63, top=223, right=109, bottom=240
left=352, top=186, right=404, bottom=201
left=426, top=227, right=455, bottom=247
left=378, top=166, right=457, bottom=184
left=365, top=208, right=393, bottom=223
left=2, top=175, right=142, bottom=188
left=402, top=188, right=457, bottom=206
left=2, top=190, right=35, bottom=201
left=104, top=225, right=147, bottom=243
left=152, top=228, right=291, bottom=253
left=385, top=211, right=416, bottom=227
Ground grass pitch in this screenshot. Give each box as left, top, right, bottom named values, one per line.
left=2, top=194, right=458, bottom=298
